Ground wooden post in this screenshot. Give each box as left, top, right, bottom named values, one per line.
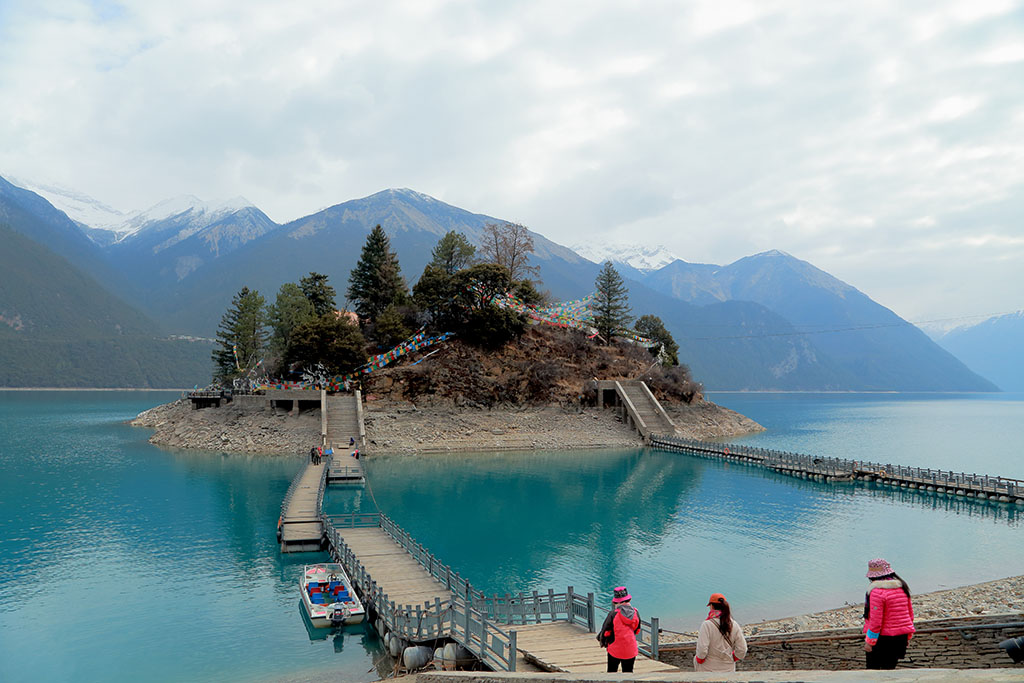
left=651, top=617, right=660, bottom=659
left=567, top=586, right=575, bottom=624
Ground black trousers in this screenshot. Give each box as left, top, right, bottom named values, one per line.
left=607, top=654, right=635, bottom=672
left=866, top=634, right=909, bottom=670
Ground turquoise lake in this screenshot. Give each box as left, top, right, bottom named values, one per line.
left=2, top=390, right=1023, bottom=682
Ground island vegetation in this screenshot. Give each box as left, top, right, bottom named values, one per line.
left=210, top=221, right=702, bottom=407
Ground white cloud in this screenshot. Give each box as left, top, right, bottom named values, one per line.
left=0, top=0, right=1022, bottom=320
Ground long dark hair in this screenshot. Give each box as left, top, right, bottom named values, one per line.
left=710, top=597, right=732, bottom=638
left=864, top=572, right=912, bottom=618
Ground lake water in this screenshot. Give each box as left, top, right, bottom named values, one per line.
left=2, top=391, right=1023, bottom=681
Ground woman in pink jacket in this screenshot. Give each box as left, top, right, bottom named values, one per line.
left=597, top=586, right=641, bottom=672
left=863, top=558, right=916, bottom=669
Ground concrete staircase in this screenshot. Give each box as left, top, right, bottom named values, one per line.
left=325, top=392, right=364, bottom=449
left=598, top=379, right=676, bottom=439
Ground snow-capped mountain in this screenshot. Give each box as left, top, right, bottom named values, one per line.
left=8, top=176, right=127, bottom=229
left=571, top=242, right=680, bottom=271
left=113, top=194, right=255, bottom=241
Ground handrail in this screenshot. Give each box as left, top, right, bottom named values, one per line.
left=320, top=502, right=663, bottom=671
left=638, top=381, right=676, bottom=431
left=614, top=381, right=649, bottom=437
left=650, top=434, right=1024, bottom=500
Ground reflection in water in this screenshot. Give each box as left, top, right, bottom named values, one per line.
left=337, top=447, right=1024, bottom=630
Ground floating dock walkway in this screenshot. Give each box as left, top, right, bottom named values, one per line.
left=649, top=434, right=1024, bottom=505
left=277, top=458, right=327, bottom=553
left=322, top=512, right=674, bottom=673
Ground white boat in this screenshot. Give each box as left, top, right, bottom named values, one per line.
left=300, top=563, right=366, bottom=627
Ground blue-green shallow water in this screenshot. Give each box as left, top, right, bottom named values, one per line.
left=341, top=444, right=1022, bottom=633
left=705, top=392, right=1024, bottom=479
left=4, top=391, right=1024, bottom=681
left=0, top=391, right=384, bottom=683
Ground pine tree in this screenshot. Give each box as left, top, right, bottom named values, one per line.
left=429, top=231, right=476, bottom=275
left=347, top=225, right=407, bottom=322
left=212, top=286, right=268, bottom=381
left=299, top=271, right=337, bottom=317
left=591, top=261, right=631, bottom=344
left=635, top=314, right=680, bottom=366
left=268, top=282, right=315, bottom=360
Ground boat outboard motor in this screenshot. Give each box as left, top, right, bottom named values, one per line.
left=999, top=636, right=1024, bottom=664
left=331, top=605, right=350, bottom=626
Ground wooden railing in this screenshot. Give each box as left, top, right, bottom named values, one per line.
left=650, top=434, right=1024, bottom=501
left=321, top=512, right=662, bottom=670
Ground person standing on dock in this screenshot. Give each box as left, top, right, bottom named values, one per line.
left=694, top=593, right=747, bottom=672
left=309, top=446, right=317, bottom=464
left=598, top=586, right=640, bottom=672
left=863, top=558, right=915, bottom=669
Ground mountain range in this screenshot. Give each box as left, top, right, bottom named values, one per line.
left=930, top=312, right=1024, bottom=391
left=0, top=175, right=998, bottom=391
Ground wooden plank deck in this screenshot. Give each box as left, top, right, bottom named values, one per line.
left=327, top=456, right=364, bottom=483
left=513, top=622, right=677, bottom=673
left=279, top=461, right=324, bottom=552
left=336, top=527, right=451, bottom=609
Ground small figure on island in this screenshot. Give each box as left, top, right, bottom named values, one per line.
left=324, top=445, right=334, bottom=462
left=314, top=445, right=323, bottom=465
left=863, top=558, right=915, bottom=670
left=349, top=436, right=355, bottom=447
left=695, top=593, right=747, bottom=672
left=309, top=446, right=317, bottom=464
left=351, top=449, right=360, bottom=460
left=597, top=586, right=640, bottom=673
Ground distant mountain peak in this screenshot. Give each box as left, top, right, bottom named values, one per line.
left=7, top=176, right=127, bottom=229
left=572, top=242, right=681, bottom=272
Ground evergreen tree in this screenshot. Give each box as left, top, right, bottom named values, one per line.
left=591, top=261, right=631, bottom=344
left=268, top=282, right=315, bottom=361
left=413, top=264, right=458, bottom=330
left=374, top=304, right=411, bottom=349
left=429, top=231, right=476, bottom=275
left=347, top=225, right=407, bottom=322
left=212, top=286, right=267, bottom=381
left=299, top=272, right=337, bottom=317
left=285, top=314, right=366, bottom=375
left=635, top=314, right=680, bottom=366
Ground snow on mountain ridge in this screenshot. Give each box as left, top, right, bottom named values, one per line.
left=9, top=176, right=127, bottom=229
left=571, top=242, right=681, bottom=271
left=114, top=194, right=256, bottom=239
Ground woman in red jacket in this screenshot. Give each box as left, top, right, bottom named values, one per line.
left=863, top=558, right=916, bottom=669
left=598, top=586, right=641, bottom=672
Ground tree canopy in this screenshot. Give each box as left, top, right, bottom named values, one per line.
left=479, top=222, right=539, bottom=282
left=268, top=282, right=315, bottom=361
left=591, top=261, right=631, bottom=344
left=429, top=230, right=476, bottom=275
left=635, top=314, right=680, bottom=366
left=285, top=313, right=366, bottom=376
left=212, top=286, right=267, bottom=381
left=347, top=225, right=407, bottom=323
left=299, top=271, right=337, bottom=317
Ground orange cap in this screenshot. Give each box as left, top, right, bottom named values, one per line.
left=707, top=593, right=726, bottom=605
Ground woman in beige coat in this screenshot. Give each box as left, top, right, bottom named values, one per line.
left=694, top=593, right=747, bottom=672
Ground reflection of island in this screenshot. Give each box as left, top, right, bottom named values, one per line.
left=333, top=447, right=1019, bottom=613
left=350, top=448, right=708, bottom=597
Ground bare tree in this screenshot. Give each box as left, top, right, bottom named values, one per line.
left=479, top=222, right=540, bottom=282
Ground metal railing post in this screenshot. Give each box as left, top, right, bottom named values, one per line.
left=509, top=630, right=517, bottom=671
left=587, top=592, right=595, bottom=632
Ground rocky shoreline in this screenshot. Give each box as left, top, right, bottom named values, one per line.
left=131, top=396, right=763, bottom=454
left=661, top=574, right=1024, bottom=642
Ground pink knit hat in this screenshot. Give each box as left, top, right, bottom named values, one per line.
left=866, top=558, right=894, bottom=579
left=612, top=586, right=632, bottom=603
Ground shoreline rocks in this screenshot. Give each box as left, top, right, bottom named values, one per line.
left=131, top=396, right=764, bottom=455
left=661, top=574, right=1024, bottom=642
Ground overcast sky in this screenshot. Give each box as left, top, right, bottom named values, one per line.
left=2, top=0, right=1022, bottom=322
